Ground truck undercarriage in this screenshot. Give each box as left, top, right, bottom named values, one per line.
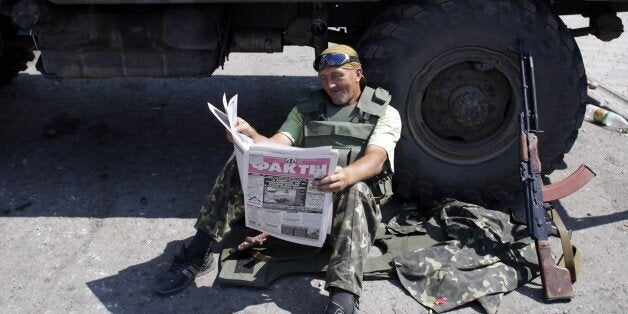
left=1, top=0, right=625, bottom=203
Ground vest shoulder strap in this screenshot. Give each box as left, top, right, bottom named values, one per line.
left=297, top=87, right=391, bottom=123
left=296, top=89, right=327, bottom=114
left=357, top=86, right=391, bottom=117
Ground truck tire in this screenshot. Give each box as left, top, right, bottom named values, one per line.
left=0, top=20, right=34, bottom=84
left=358, top=0, right=586, bottom=204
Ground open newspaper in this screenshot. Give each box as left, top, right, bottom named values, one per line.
left=207, top=94, right=338, bottom=247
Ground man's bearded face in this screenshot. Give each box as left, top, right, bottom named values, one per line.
left=318, top=67, right=363, bottom=106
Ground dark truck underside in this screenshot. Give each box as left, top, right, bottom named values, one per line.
left=1, top=0, right=626, bottom=204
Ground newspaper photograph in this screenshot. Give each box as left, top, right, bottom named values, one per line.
left=207, top=94, right=338, bottom=247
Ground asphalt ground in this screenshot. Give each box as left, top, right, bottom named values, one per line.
left=0, top=14, right=626, bottom=314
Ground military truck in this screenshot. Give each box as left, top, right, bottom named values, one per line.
left=1, top=0, right=626, bottom=204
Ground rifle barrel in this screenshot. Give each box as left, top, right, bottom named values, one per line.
left=518, top=41, right=531, bottom=131
left=528, top=55, right=540, bottom=130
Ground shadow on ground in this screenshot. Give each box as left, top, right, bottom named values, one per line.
left=86, top=236, right=332, bottom=313
left=0, top=74, right=317, bottom=218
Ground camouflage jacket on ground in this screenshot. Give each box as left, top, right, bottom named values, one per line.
left=394, top=199, right=539, bottom=314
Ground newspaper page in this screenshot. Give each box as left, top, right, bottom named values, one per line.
left=207, top=94, right=338, bottom=247
left=207, top=94, right=252, bottom=191
left=246, top=144, right=337, bottom=247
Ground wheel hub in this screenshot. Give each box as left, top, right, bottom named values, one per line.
left=449, top=86, right=489, bottom=130
left=407, top=47, right=521, bottom=164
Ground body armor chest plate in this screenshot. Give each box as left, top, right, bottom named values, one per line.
left=298, top=86, right=390, bottom=167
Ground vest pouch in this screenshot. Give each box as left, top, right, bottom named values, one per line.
left=334, top=145, right=364, bottom=168
left=367, top=171, right=394, bottom=205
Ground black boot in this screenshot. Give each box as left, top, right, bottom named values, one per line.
left=154, top=231, right=214, bottom=296
left=325, top=288, right=358, bottom=314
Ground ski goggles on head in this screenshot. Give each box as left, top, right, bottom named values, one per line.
left=313, top=52, right=361, bottom=71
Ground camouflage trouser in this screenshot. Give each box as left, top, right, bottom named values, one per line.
left=194, top=154, right=382, bottom=297
left=325, top=181, right=382, bottom=297
left=194, top=154, right=245, bottom=241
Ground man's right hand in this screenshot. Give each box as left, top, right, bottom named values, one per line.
left=226, top=117, right=294, bottom=146
left=235, top=117, right=259, bottom=138
left=226, top=117, right=259, bottom=143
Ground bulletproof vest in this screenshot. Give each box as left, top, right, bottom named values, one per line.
left=297, top=86, right=391, bottom=167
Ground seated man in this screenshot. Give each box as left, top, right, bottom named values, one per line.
left=154, top=44, right=402, bottom=313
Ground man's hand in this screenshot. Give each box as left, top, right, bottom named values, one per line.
left=315, top=166, right=349, bottom=193
left=226, top=117, right=294, bottom=146
left=226, top=117, right=259, bottom=143
left=315, top=145, right=388, bottom=193
left=235, top=117, right=258, bottom=138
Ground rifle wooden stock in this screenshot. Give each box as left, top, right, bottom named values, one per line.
left=536, top=240, right=574, bottom=300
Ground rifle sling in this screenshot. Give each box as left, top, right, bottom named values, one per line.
left=550, top=207, right=581, bottom=283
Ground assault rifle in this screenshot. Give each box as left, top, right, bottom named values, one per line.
left=516, top=41, right=595, bottom=301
